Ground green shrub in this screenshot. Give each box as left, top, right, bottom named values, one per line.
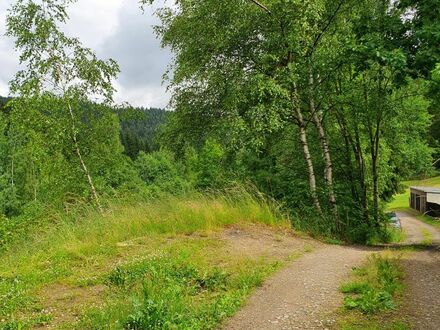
left=341, top=254, right=403, bottom=314
left=97, top=252, right=280, bottom=330
left=186, top=139, right=226, bottom=190
left=0, top=201, right=47, bottom=250
left=340, top=282, right=371, bottom=294
left=135, top=150, right=190, bottom=195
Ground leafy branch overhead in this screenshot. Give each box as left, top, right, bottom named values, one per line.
left=7, top=0, right=119, bottom=101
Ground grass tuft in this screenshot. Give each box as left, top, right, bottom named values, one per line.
left=336, top=252, right=409, bottom=330
left=341, top=253, right=403, bottom=314
left=0, top=191, right=290, bottom=329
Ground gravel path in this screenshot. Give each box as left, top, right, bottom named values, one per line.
left=223, top=211, right=440, bottom=330
left=402, top=250, right=440, bottom=330
left=398, top=212, right=440, bottom=330
left=397, top=212, right=440, bottom=245
left=223, top=245, right=370, bottom=330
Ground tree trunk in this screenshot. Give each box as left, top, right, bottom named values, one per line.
left=292, top=85, right=323, bottom=215
left=371, top=152, right=379, bottom=224
left=308, top=72, right=339, bottom=229
left=335, top=111, right=358, bottom=203
left=370, top=122, right=381, bottom=226
left=67, top=101, right=103, bottom=213
left=353, top=127, right=369, bottom=223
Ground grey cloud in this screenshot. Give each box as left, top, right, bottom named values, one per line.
left=0, top=1, right=172, bottom=107
left=0, top=40, right=19, bottom=88
left=0, top=2, right=20, bottom=95
left=100, top=3, right=172, bottom=107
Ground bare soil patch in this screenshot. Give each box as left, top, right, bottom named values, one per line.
left=34, top=283, right=106, bottom=328
left=219, top=223, right=320, bottom=260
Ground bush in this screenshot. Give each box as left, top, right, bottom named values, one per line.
left=135, top=150, right=190, bottom=195
left=0, top=201, right=47, bottom=250
left=186, top=139, right=226, bottom=190
left=105, top=256, right=233, bottom=329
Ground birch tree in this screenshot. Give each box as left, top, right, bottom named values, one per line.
left=6, top=0, right=120, bottom=211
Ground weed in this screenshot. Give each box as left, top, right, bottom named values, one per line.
left=303, top=245, right=314, bottom=253
left=341, top=254, right=403, bottom=314
left=78, top=257, right=282, bottom=330
left=417, top=214, right=440, bottom=229
left=340, top=282, right=371, bottom=294
left=336, top=253, right=408, bottom=329
left=421, top=229, right=433, bottom=245
left=367, top=227, right=406, bottom=245
left=324, top=238, right=344, bottom=245
left=338, top=316, right=410, bottom=330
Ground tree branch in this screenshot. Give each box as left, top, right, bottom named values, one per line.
left=307, top=0, right=346, bottom=57
left=249, top=0, right=271, bottom=15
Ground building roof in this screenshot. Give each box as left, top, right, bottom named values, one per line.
left=410, top=186, right=440, bottom=194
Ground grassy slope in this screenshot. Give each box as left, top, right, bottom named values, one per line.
left=0, top=193, right=299, bottom=329
left=387, top=176, right=440, bottom=228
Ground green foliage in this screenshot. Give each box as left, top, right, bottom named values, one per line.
left=395, top=0, right=440, bottom=78
left=103, top=256, right=236, bottom=329
left=107, top=257, right=229, bottom=293
left=2, top=0, right=435, bottom=248
left=0, top=96, right=137, bottom=216
left=342, top=254, right=403, bottom=314
left=84, top=253, right=280, bottom=330
left=118, top=106, right=170, bottom=159
left=430, top=63, right=440, bottom=162
left=5, top=0, right=122, bottom=213
left=0, top=97, right=11, bottom=110
left=135, top=150, right=190, bottom=195
left=6, top=0, right=119, bottom=100
left=186, top=139, right=226, bottom=190
left=0, top=191, right=288, bottom=328
left=143, top=0, right=435, bottom=240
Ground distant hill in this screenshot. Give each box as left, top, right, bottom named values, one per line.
left=116, top=106, right=170, bottom=159
left=0, top=96, right=12, bottom=111
left=0, top=96, right=169, bottom=159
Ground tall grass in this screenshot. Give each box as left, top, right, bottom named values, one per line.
left=1, top=190, right=286, bottom=278
left=0, top=190, right=289, bottom=327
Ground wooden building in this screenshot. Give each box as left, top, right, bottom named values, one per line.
left=409, top=186, right=440, bottom=215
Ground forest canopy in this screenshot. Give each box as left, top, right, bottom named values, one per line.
left=0, top=0, right=439, bottom=245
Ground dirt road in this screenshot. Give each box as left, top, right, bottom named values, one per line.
left=397, top=212, right=440, bottom=245
left=398, top=212, right=440, bottom=330
left=223, top=245, right=370, bottom=330
left=224, top=212, right=440, bottom=330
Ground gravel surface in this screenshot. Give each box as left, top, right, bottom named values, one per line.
left=223, top=245, right=370, bottom=330
left=223, top=212, right=440, bottom=330
left=397, top=212, right=440, bottom=245
left=398, top=212, right=440, bottom=330
left=402, top=250, right=440, bottom=330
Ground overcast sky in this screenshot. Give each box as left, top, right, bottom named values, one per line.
left=0, top=0, right=172, bottom=108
